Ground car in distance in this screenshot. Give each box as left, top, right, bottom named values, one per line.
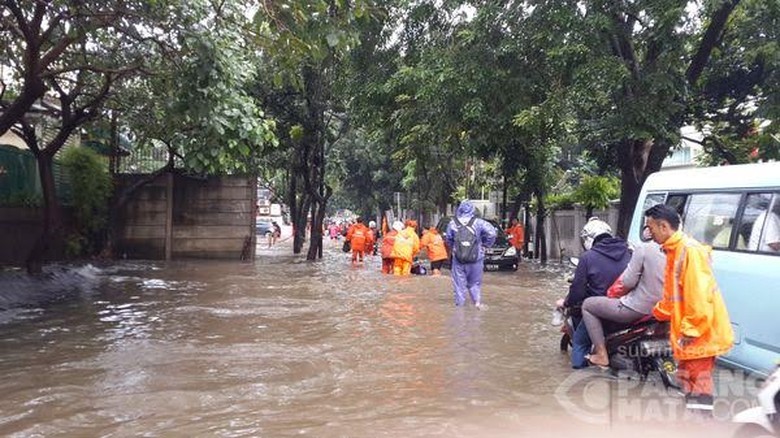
left=435, top=216, right=519, bottom=271
left=256, top=217, right=272, bottom=236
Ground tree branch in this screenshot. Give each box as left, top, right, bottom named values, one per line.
left=40, top=62, right=145, bottom=79
left=681, top=135, right=704, bottom=145
left=6, top=1, right=34, bottom=42
left=686, top=0, right=741, bottom=85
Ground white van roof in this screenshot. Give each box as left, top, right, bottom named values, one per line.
left=645, top=162, right=780, bottom=192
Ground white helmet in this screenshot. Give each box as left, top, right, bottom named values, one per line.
left=581, top=217, right=612, bottom=251
left=369, top=220, right=376, bottom=228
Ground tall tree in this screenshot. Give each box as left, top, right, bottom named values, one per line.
left=691, top=0, right=780, bottom=165
left=1, top=1, right=183, bottom=272
left=104, top=4, right=278, bottom=257
left=561, top=0, right=743, bottom=235
left=255, top=0, right=377, bottom=260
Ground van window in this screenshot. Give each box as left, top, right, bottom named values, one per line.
left=742, top=192, right=780, bottom=254
left=666, top=194, right=688, bottom=218
left=643, top=193, right=666, bottom=211
left=681, top=193, right=742, bottom=249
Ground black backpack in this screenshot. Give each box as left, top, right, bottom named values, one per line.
left=453, top=217, right=479, bottom=263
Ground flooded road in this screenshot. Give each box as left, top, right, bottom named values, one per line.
left=0, top=241, right=752, bottom=437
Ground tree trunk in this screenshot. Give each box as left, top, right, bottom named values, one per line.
left=307, top=199, right=327, bottom=260
left=291, top=188, right=310, bottom=255
left=501, top=173, right=508, bottom=224
left=616, top=139, right=668, bottom=237
left=288, top=169, right=301, bottom=254
left=510, top=192, right=524, bottom=222
left=534, top=189, right=547, bottom=265
left=306, top=200, right=320, bottom=260
left=25, top=153, right=61, bottom=274
left=523, top=203, right=531, bottom=256
left=0, top=79, right=46, bottom=138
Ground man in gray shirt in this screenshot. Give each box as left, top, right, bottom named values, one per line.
left=582, top=240, right=666, bottom=367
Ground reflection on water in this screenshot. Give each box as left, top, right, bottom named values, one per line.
left=0, top=248, right=743, bottom=437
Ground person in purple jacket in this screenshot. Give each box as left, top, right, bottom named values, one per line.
left=558, top=217, right=630, bottom=368
left=445, top=200, right=497, bottom=309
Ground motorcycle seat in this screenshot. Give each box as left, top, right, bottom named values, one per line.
left=603, top=314, right=656, bottom=334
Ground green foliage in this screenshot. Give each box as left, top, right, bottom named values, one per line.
left=545, top=192, right=576, bottom=211
left=573, top=175, right=620, bottom=211
left=692, top=0, right=780, bottom=166
left=113, top=2, right=278, bottom=176
left=698, top=122, right=780, bottom=166
left=61, top=147, right=112, bottom=256
left=326, top=128, right=402, bottom=216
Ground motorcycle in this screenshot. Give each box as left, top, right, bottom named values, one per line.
left=555, top=303, right=679, bottom=389
left=555, top=257, right=678, bottom=389
left=732, top=364, right=779, bottom=437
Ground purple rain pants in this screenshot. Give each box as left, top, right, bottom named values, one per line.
left=450, top=258, right=484, bottom=306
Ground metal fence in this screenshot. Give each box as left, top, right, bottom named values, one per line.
left=118, top=142, right=183, bottom=174
left=0, top=144, right=71, bottom=206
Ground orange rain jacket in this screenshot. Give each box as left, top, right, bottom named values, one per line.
left=420, top=228, right=448, bottom=262
left=346, top=223, right=370, bottom=252
left=365, top=229, right=376, bottom=253
left=381, top=230, right=397, bottom=259
left=652, top=231, right=734, bottom=361
left=391, top=227, right=419, bottom=262
left=506, top=224, right=525, bottom=250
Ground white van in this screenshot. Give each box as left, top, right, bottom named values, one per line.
left=628, top=162, right=780, bottom=376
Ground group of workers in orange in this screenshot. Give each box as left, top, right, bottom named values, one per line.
left=345, top=215, right=525, bottom=276
left=379, top=219, right=450, bottom=276
left=344, top=218, right=377, bottom=263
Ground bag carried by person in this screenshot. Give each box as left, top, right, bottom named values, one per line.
left=606, top=274, right=626, bottom=299
left=453, top=217, right=479, bottom=263
left=342, top=240, right=351, bottom=253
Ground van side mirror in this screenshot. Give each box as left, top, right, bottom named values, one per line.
left=640, top=225, right=653, bottom=242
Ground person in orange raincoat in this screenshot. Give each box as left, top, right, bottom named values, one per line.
left=420, top=226, right=448, bottom=275
left=644, top=204, right=734, bottom=414
left=365, top=220, right=377, bottom=256
left=381, top=223, right=399, bottom=274
left=346, top=218, right=370, bottom=263
left=506, top=218, right=525, bottom=253
left=405, top=219, right=421, bottom=254
left=391, top=220, right=418, bottom=275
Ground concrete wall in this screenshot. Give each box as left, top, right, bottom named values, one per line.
left=530, top=205, right=620, bottom=262
left=0, top=208, right=44, bottom=265
left=0, top=207, right=75, bottom=266
left=117, top=174, right=256, bottom=260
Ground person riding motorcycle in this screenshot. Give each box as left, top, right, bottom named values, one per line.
left=558, top=218, right=631, bottom=368
left=581, top=237, right=665, bottom=367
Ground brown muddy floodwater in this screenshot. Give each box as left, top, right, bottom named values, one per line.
left=0, top=240, right=753, bottom=437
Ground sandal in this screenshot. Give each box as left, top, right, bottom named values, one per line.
left=585, top=355, right=610, bottom=370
